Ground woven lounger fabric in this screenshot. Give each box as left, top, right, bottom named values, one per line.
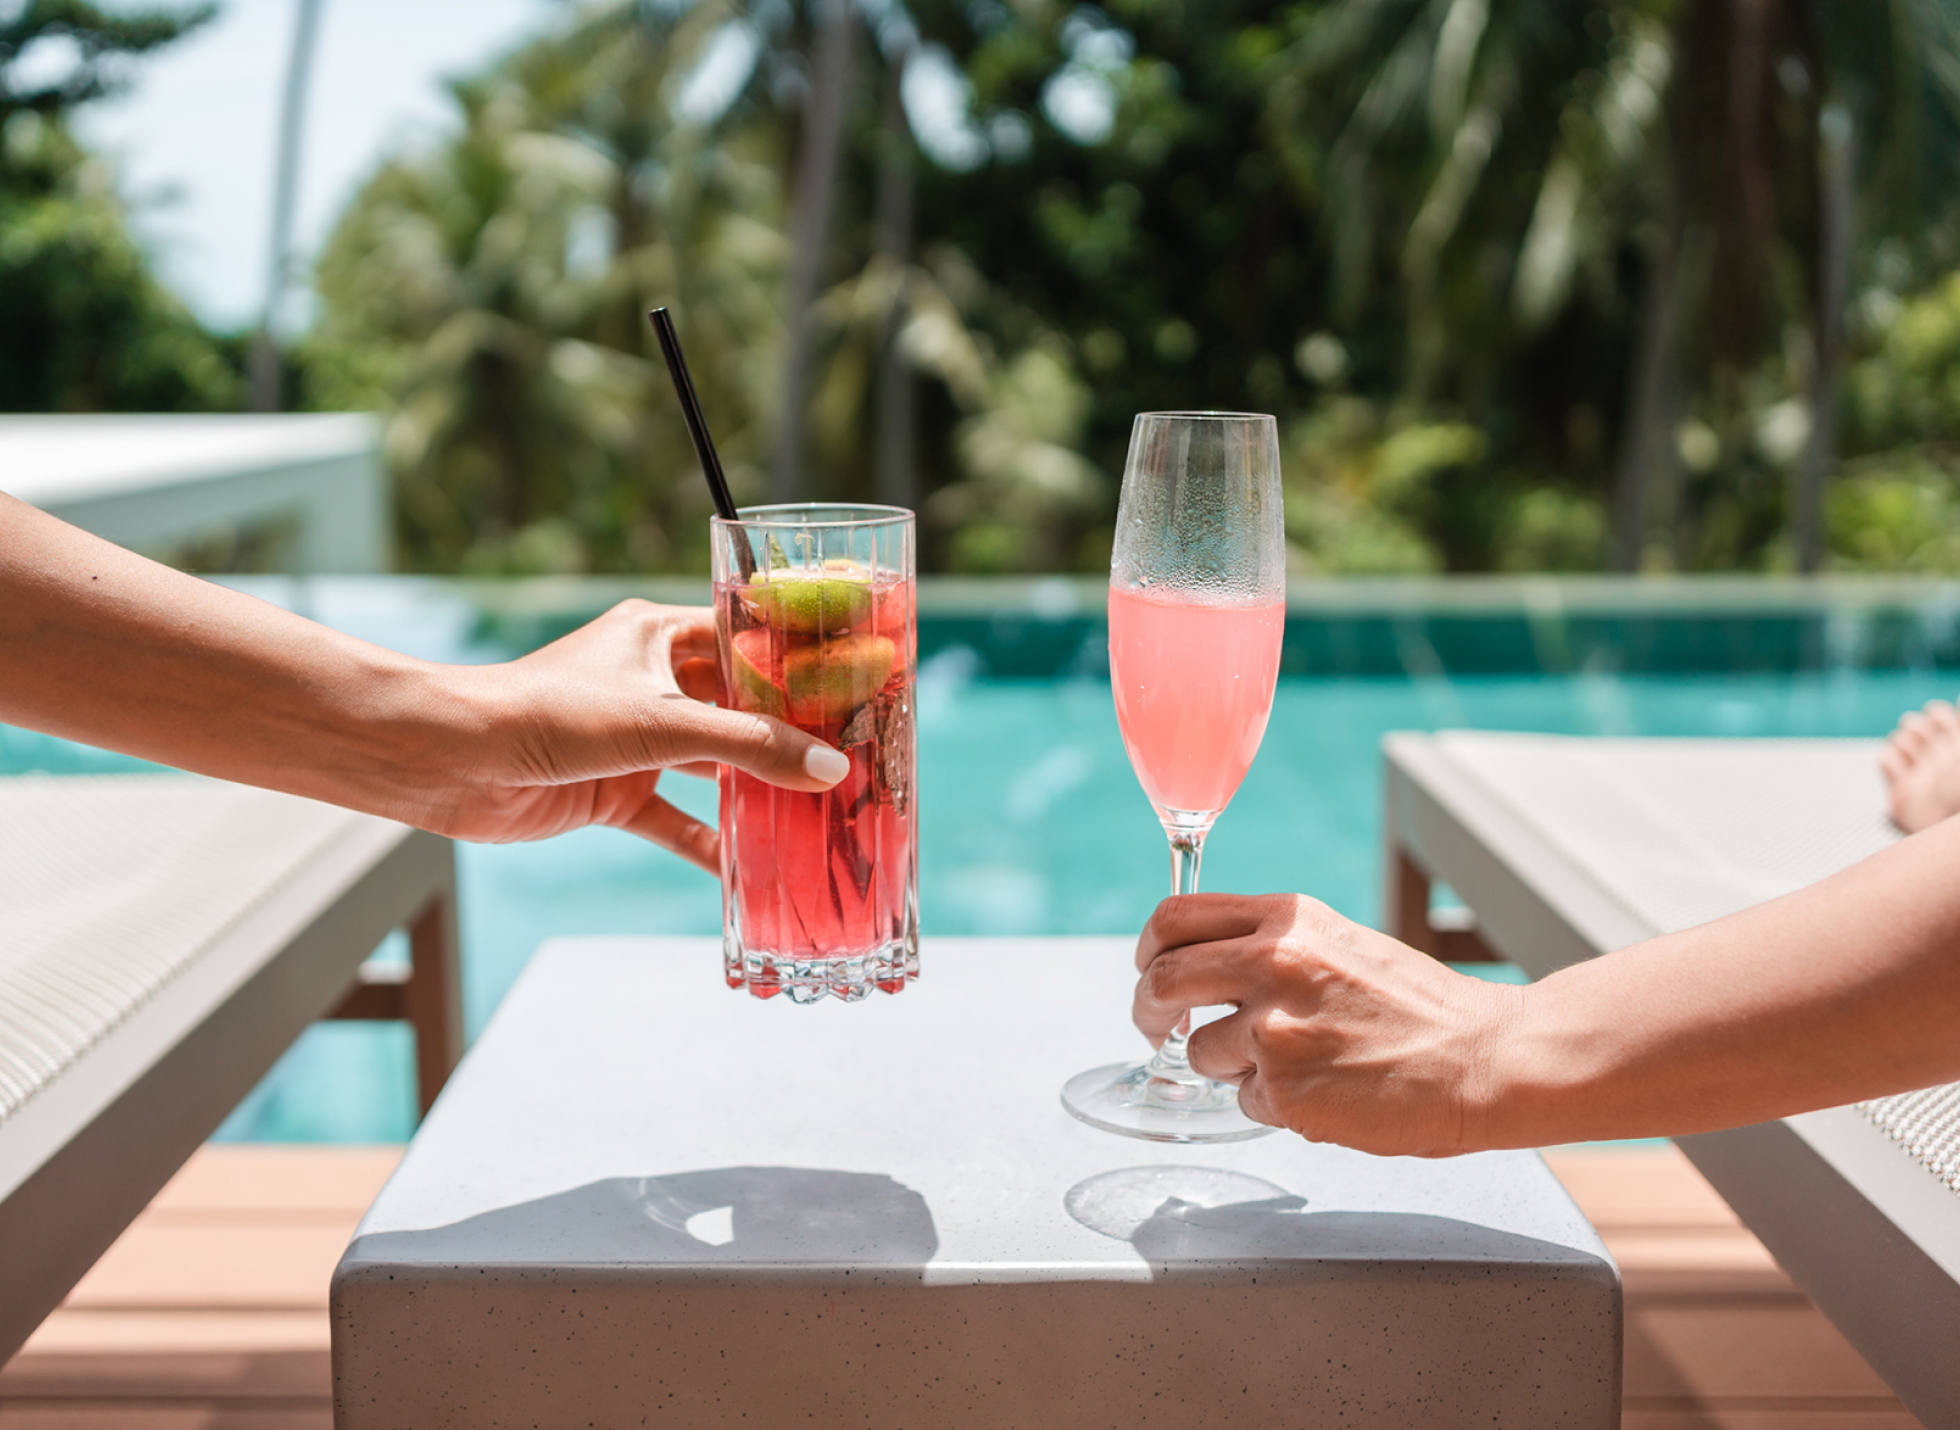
left=1434, top=731, right=1960, bottom=1196
left=0, top=774, right=366, bottom=1123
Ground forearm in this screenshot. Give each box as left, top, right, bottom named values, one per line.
left=0, top=494, right=489, bottom=824
left=1487, top=814, right=1960, bottom=1147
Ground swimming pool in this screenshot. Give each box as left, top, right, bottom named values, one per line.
left=5, top=576, right=1954, bottom=1140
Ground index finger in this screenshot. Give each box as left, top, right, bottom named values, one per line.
left=639, top=604, right=718, bottom=663
left=1135, top=892, right=1275, bottom=972
left=1132, top=937, right=1257, bottom=1043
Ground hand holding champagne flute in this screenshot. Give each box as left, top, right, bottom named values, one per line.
left=1063, top=412, right=1287, bottom=1142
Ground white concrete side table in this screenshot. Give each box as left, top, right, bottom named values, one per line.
left=333, top=937, right=1619, bottom=1428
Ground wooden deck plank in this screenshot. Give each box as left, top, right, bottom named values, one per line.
left=0, top=1142, right=1930, bottom=1426
left=139, top=1148, right=399, bottom=1216
left=0, top=1409, right=331, bottom=1429
left=1622, top=1414, right=1923, bottom=1429
left=58, top=1227, right=358, bottom=1312
left=1545, top=1146, right=1795, bottom=1295
left=1544, top=1146, right=1923, bottom=1428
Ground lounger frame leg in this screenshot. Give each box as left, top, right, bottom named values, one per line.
left=405, top=878, right=463, bottom=1116
left=324, top=840, right=464, bottom=1116
left=1386, top=841, right=1501, bottom=963
left=1387, top=846, right=1434, bottom=954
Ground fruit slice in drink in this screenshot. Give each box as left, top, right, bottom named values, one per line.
left=727, top=629, right=896, bottom=726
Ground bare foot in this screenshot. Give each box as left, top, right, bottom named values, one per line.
left=1880, top=699, right=1960, bottom=833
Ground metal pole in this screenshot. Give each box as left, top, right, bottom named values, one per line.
left=251, top=0, right=325, bottom=414
left=875, top=39, right=916, bottom=510
left=1795, top=104, right=1853, bottom=574
left=772, top=0, right=859, bottom=500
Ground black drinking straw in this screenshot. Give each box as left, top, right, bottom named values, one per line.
left=648, top=306, right=755, bottom=578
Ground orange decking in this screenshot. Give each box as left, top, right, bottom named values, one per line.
left=0, top=1143, right=1924, bottom=1429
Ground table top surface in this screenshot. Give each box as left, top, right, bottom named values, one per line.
left=347, top=937, right=1611, bottom=1286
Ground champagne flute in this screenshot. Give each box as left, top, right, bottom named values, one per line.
left=1062, top=412, right=1286, bottom=1142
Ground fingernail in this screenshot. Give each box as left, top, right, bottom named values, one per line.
left=804, top=744, right=850, bottom=784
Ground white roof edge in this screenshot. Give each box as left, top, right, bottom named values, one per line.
left=0, top=413, right=383, bottom=505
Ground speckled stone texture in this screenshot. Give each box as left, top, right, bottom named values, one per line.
left=332, top=937, right=1619, bottom=1428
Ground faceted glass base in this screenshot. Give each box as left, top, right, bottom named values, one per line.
left=1061, top=1060, right=1276, bottom=1143
left=724, top=933, right=918, bottom=1003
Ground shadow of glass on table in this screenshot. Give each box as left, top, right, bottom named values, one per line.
left=343, top=1167, right=940, bottom=1271
left=1066, top=1165, right=1615, bottom=1283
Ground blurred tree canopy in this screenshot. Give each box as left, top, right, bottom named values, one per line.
left=0, top=0, right=239, bottom=411
left=299, top=0, right=1960, bottom=576
left=9, top=0, right=1960, bottom=577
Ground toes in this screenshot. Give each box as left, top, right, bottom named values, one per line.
left=1884, top=731, right=1920, bottom=770
left=1926, top=701, right=1960, bottom=741
left=1895, top=711, right=1933, bottom=759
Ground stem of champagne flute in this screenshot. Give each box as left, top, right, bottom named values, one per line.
left=1144, top=823, right=1206, bottom=1081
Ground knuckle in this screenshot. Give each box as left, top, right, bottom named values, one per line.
left=681, top=821, right=717, bottom=864
left=1284, top=892, right=1329, bottom=924
left=1142, top=954, right=1182, bottom=1004
left=1254, top=934, right=1304, bottom=977
left=756, top=715, right=805, bottom=768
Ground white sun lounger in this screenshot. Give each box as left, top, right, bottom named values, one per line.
left=0, top=774, right=461, bottom=1365
left=1382, top=732, right=1959, bottom=1427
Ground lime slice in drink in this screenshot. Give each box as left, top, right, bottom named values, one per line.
left=747, top=567, right=874, bottom=633
left=728, top=631, right=786, bottom=718
left=783, top=633, right=896, bottom=725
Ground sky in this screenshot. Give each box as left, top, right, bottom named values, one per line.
left=78, top=0, right=557, bottom=333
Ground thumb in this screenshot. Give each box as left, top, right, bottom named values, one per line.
left=652, top=700, right=851, bottom=790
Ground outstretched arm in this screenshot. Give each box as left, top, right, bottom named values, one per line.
left=0, top=493, right=849, bottom=870
left=1132, top=814, right=1960, bottom=1156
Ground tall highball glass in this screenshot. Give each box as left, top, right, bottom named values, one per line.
left=1061, top=413, right=1286, bottom=1141
left=711, top=504, right=918, bottom=1004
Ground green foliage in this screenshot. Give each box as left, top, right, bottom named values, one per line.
left=1494, top=489, right=1610, bottom=574
left=908, top=0, right=1326, bottom=482
left=1831, top=271, right=1960, bottom=570
left=1826, top=452, right=1960, bottom=571
left=303, top=0, right=1110, bottom=575
left=282, top=0, right=1960, bottom=576
left=303, top=1, right=787, bottom=573
left=0, top=112, right=238, bottom=410
left=1280, top=396, right=1483, bottom=574
left=1848, top=270, right=1960, bottom=448
left=0, top=1, right=237, bottom=413
left=12, top=0, right=1953, bottom=579
left=0, top=0, right=215, bottom=123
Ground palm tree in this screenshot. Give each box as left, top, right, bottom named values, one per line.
left=306, top=0, right=787, bottom=571
left=251, top=0, right=325, bottom=414
left=1265, top=0, right=1960, bottom=571
left=773, top=0, right=863, bottom=501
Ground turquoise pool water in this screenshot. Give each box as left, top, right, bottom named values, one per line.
left=3, top=577, right=1953, bottom=1141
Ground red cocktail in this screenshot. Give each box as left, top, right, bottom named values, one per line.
left=711, top=505, right=917, bottom=1002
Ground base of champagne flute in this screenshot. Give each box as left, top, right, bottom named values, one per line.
left=1060, top=1060, right=1275, bottom=1143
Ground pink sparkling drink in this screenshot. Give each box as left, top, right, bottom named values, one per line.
left=1107, top=585, right=1285, bottom=816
